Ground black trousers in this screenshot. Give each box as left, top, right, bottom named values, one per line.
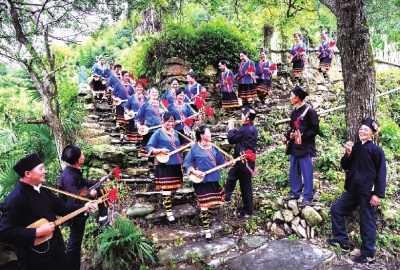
left=224, top=165, right=253, bottom=215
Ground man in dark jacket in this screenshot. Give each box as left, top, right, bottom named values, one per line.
left=58, top=145, right=112, bottom=270
left=0, top=153, right=97, bottom=270
left=282, top=85, right=320, bottom=207
left=224, top=106, right=258, bottom=220
left=326, top=118, right=386, bottom=264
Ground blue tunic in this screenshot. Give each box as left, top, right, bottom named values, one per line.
left=255, top=60, right=274, bottom=80
left=125, top=94, right=147, bottom=113
left=289, top=43, right=307, bottom=60
left=184, top=144, right=226, bottom=183
left=184, top=83, right=203, bottom=103
left=237, top=61, right=255, bottom=84
left=103, top=68, right=113, bottom=79
left=167, top=102, right=194, bottom=131
left=92, top=65, right=107, bottom=77
left=161, top=90, right=176, bottom=105
left=146, top=129, right=182, bottom=165
left=220, top=70, right=235, bottom=93
left=318, top=39, right=334, bottom=58
left=106, top=74, right=121, bottom=89
left=135, top=101, right=166, bottom=127
left=111, top=82, right=135, bottom=106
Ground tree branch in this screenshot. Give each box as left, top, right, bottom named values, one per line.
left=24, top=119, right=47, bottom=124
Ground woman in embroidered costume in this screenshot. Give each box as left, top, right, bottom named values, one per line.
left=111, top=70, right=135, bottom=142
left=255, top=50, right=274, bottom=103
left=125, top=82, right=147, bottom=142
left=289, top=33, right=307, bottom=86
left=147, top=112, right=183, bottom=225
left=316, top=30, right=335, bottom=83
left=236, top=50, right=257, bottom=104
left=161, top=78, right=179, bottom=105
left=216, top=60, right=239, bottom=115
left=135, top=86, right=166, bottom=159
left=184, top=126, right=227, bottom=242
left=184, top=70, right=206, bottom=112
left=167, top=88, right=194, bottom=146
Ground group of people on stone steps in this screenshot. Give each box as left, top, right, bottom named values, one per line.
left=0, top=30, right=385, bottom=268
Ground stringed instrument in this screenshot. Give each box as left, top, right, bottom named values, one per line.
left=174, top=113, right=200, bottom=125
left=138, top=124, right=163, bottom=135
left=113, top=98, right=128, bottom=106
left=189, top=152, right=247, bottom=183
left=27, top=195, right=108, bottom=246
left=235, top=65, right=255, bottom=83
left=289, top=47, right=304, bottom=63
left=155, top=143, right=192, bottom=163
left=124, top=111, right=137, bottom=121
left=78, top=174, right=115, bottom=197
left=317, top=40, right=336, bottom=59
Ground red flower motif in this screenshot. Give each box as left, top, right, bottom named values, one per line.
left=226, top=77, right=233, bottom=85
left=204, top=106, right=214, bottom=117
left=244, top=150, right=257, bottom=162
left=162, top=99, right=169, bottom=108
left=329, top=41, right=336, bottom=47
left=129, top=73, right=135, bottom=80
left=294, top=117, right=301, bottom=128
left=108, top=188, right=118, bottom=202
left=200, top=91, right=207, bottom=99
left=112, top=166, right=121, bottom=180
left=195, top=97, right=205, bottom=110
left=141, top=78, right=147, bottom=87
left=184, top=118, right=193, bottom=125
left=247, top=65, right=255, bottom=72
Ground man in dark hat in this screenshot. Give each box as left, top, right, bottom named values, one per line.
left=0, top=153, right=97, bottom=270
left=326, top=118, right=386, bottom=264
left=58, top=145, right=112, bottom=270
left=224, top=106, right=258, bottom=220
left=282, top=85, right=320, bottom=207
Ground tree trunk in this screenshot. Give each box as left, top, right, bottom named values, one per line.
left=320, top=0, right=376, bottom=142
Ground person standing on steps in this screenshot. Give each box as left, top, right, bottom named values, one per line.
left=146, top=112, right=183, bottom=225
left=125, top=81, right=147, bottom=143
left=255, top=50, right=275, bottom=105
left=289, top=32, right=307, bottom=86
left=184, top=125, right=228, bottom=242
left=224, top=106, right=258, bottom=220
left=167, top=88, right=194, bottom=146
left=135, top=86, right=165, bottom=162
left=282, top=85, right=320, bottom=208
left=112, top=70, right=135, bottom=142
left=236, top=50, right=257, bottom=105
left=0, top=153, right=97, bottom=270
left=161, top=78, right=179, bottom=105
left=326, top=118, right=386, bottom=264
left=316, top=30, right=335, bottom=84
left=184, top=70, right=206, bottom=112
left=216, top=60, right=239, bottom=117
left=58, top=145, right=112, bottom=270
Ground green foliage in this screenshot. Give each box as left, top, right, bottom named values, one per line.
left=128, top=16, right=257, bottom=83
left=98, top=217, right=155, bottom=269
left=253, top=148, right=288, bottom=186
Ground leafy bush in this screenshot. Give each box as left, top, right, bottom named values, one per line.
left=98, top=217, right=155, bottom=269
left=129, top=16, right=258, bottom=83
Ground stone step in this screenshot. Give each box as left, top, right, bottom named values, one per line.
left=121, top=178, right=153, bottom=184
left=156, top=236, right=236, bottom=265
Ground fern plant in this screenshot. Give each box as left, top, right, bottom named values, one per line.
left=98, top=217, right=156, bottom=269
